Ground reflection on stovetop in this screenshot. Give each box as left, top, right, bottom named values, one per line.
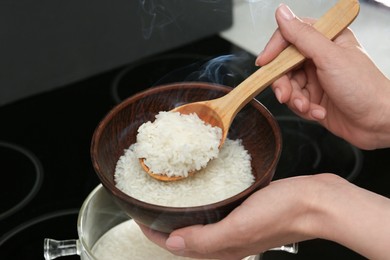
left=0, top=35, right=389, bottom=260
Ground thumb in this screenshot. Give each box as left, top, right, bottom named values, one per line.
left=166, top=221, right=234, bottom=254
left=275, top=4, right=334, bottom=63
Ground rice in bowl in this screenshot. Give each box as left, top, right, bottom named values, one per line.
left=134, top=111, right=222, bottom=178
left=115, top=138, right=254, bottom=207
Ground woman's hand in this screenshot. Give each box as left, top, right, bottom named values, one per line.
left=256, top=4, right=390, bottom=150
left=140, top=173, right=390, bottom=260
left=140, top=175, right=326, bottom=260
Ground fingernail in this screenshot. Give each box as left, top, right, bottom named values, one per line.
left=166, top=236, right=186, bottom=251
left=274, top=88, right=282, bottom=103
left=311, top=109, right=326, bottom=120
left=279, top=4, right=295, bottom=21
left=293, top=99, right=303, bottom=112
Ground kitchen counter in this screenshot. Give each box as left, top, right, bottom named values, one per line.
left=221, top=0, right=390, bottom=77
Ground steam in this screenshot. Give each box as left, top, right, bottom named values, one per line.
left=138, top=0, right=182, bottom=39
left=187, top=53, right=253, bottom=85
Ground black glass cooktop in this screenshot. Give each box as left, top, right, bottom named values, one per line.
left=0, top=35, right=389, bottom=260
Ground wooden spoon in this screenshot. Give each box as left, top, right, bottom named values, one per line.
left=142, top=0, right=360, bottom=181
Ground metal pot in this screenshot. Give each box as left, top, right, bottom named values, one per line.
left=44, top=185, right=297, bottom=259
left=44, top=185, right=128, bottom=260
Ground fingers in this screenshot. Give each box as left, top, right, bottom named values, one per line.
left=138, top=223, right=169, bottom=249
left=256, top=4, right=332, bottom=66
left=272, top=71, right=326, bottom=121
left=271, top=74, right=292, bottom=103
left=272, top=70, right=310, bottom=111
left=167, top=221, right=232, bottom=254
left=256, top=4, right=332, bottom=121
left=274, top=4, right=335, bottom=64
left=165, top=215, right=256, bottom=260
left=256, top=8, right=317, bottom=66
left=139, top=221, right=237, bottom=259
left=256, top=29, right=289, bottom=66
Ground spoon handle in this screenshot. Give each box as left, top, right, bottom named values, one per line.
left=217, top=0, right=360, bottom=118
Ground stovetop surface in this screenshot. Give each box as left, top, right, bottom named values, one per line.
left=0, top=35, right=389, bottom=260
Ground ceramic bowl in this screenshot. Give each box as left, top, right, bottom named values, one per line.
left=91, top=82, right=282, bottom=233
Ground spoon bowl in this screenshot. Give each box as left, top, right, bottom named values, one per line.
left=143, top=0, right=360, bottom=181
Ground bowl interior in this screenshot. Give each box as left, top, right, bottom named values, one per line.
left=91, top=82, right=281, bottom=212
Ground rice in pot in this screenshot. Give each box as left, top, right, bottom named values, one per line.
left=92, top=219, right=195, bottom=260
left=92, top=220, right=190, bottom=260
left=92, top=219, right=255, bottom=260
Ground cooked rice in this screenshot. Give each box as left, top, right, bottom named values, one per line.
left=92, top=219, right=195, bottom=260
left=133, top=111, right=222, bottom=177
left=115, top=139, right=254, bottom=207
left=92, top=219, right=257, bottom=259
